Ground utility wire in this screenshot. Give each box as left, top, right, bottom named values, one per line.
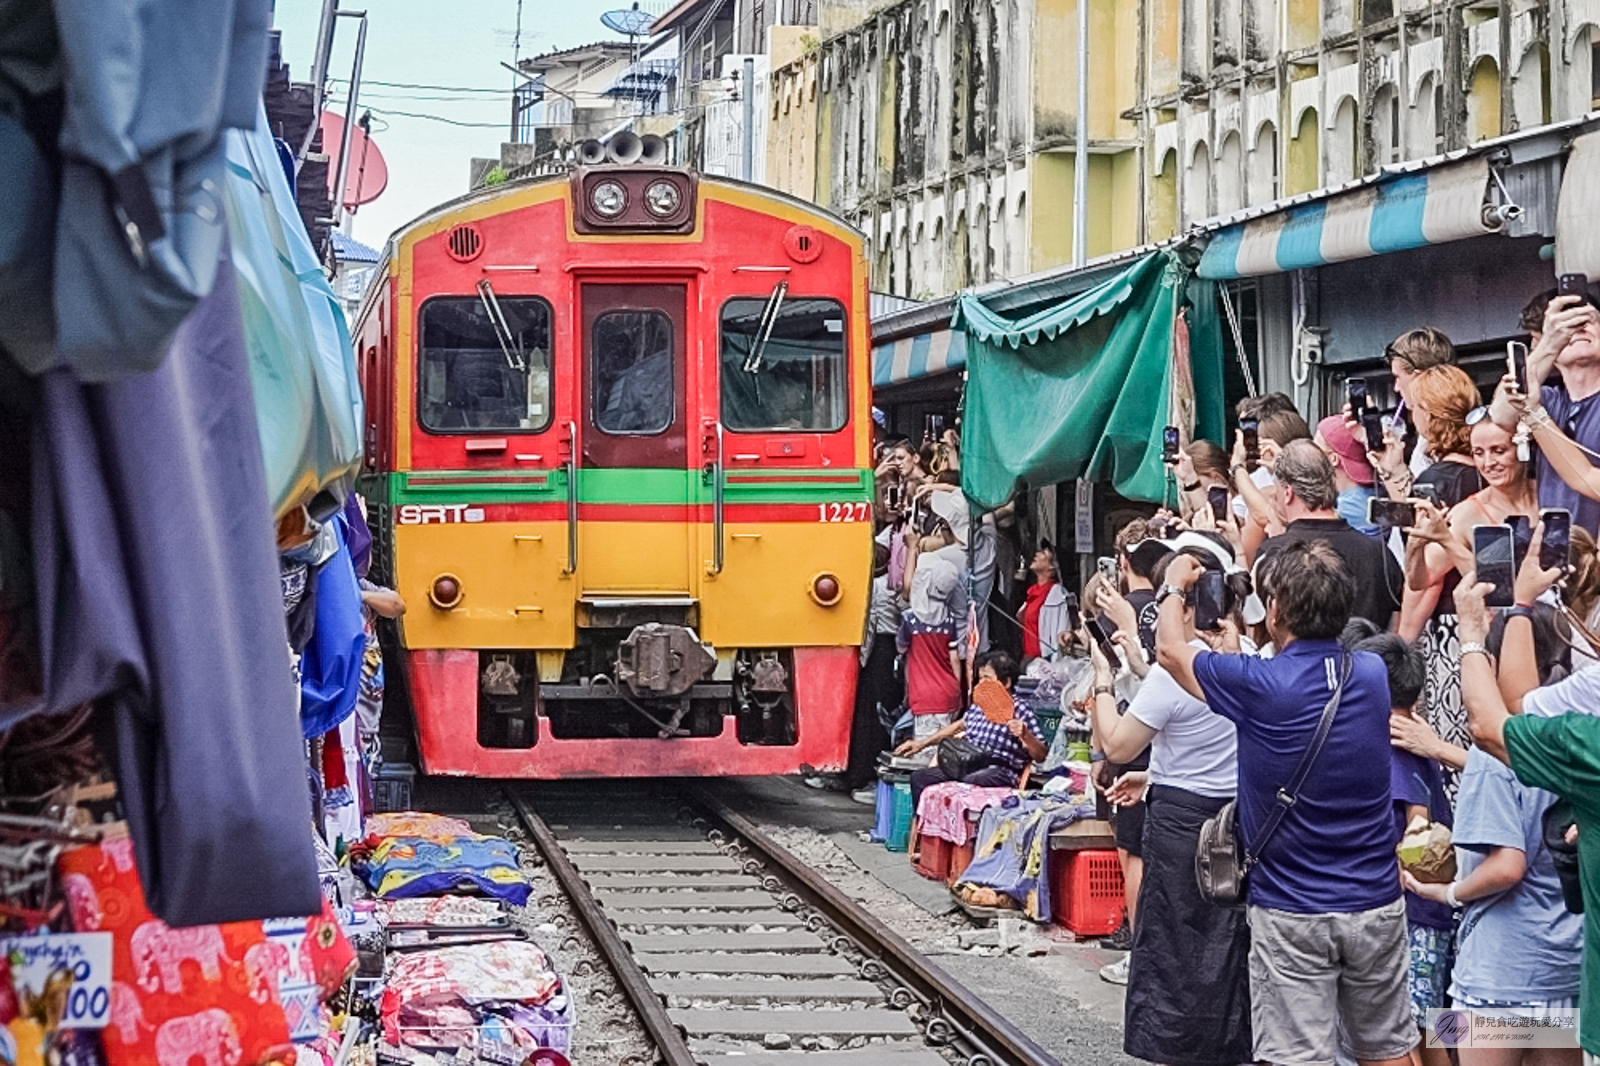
left=362, top=106, right=507, bottom=128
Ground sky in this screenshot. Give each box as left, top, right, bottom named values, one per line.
left=272, top=0, right=640, bottom=249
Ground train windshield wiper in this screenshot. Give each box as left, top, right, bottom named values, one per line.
left=742, top=280, right=788, bottom=374
left=476, top=279, right=527, bottom=372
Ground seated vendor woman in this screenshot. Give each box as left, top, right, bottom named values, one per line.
left=897, top=650, right=1046, bottom=808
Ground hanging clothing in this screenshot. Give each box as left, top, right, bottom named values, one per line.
left=5, top=251, right=320, bottom=926
left=298, top=522, right=366, bottom=739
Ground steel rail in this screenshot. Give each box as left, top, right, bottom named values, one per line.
left=689, top=787, right=1063, bottom=1066
left=505, top=791, right=699, bottom=1066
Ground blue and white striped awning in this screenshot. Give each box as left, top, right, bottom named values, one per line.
left=872, top=329, right=968, bottom=387
left=1198, top=157, right=1496, bottom=280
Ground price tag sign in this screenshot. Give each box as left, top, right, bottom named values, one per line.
left=0, top=932, right=113, bottom=1029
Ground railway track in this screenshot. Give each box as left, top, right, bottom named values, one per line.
left=505, top=785, right=1061, bottom=1066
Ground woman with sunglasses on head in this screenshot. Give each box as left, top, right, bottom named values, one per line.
left=1404, top=411, right=1539, bottom=789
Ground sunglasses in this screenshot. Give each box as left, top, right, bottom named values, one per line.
left=1465, top=405, right=1493, bottom=426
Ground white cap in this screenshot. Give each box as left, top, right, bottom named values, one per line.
left=1150, top=531, right=1267, bottom=625
left=928, top=490, right=971, bottom=546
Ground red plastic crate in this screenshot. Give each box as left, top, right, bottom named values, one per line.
left=946, top=838, right=976, bottom=886
left=912, top=831, right=951, bottom=881
left=1050, top=848, right=1125, bottom=935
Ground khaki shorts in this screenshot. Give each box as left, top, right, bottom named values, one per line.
left=1248, top=898, right=1419, bottom=1065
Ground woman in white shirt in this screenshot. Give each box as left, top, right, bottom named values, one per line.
left=1089, top=538, right=1253, bottom=1066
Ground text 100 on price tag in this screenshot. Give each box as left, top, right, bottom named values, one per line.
left=0, top=932, right=113, bottom=1029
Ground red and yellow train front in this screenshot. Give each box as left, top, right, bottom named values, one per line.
left=356, top=168, right=874, bottom=777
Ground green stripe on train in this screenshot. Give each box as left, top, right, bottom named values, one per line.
left=381, top=468, right=873, bottom=505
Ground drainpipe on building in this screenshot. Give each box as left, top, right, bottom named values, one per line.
left=332, top=11, right=368, bottom=232
left=297, top=0, right=341, bottom=167
left=1073, top=0, right=1089, bottom=267
left=742, top=56, right=756, bottom=182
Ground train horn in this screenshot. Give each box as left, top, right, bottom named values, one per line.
left=578, top=139, right=608, bottom=166
left=606, top=131, right=644, bottom=165
left=638, top=134, right=669, bottom=166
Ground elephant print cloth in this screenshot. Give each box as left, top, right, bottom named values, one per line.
left=58, top=836, right=344, bottom=1065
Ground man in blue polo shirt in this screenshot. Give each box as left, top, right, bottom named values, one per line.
left=1156, top=541, right=1416, bottom=1066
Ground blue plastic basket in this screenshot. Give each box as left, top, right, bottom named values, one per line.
left=885, top=780, right=915, bottom=852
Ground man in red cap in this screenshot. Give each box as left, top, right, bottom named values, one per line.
left=1316, top=414, right=1380, bottom=535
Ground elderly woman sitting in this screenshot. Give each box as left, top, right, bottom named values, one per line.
left=896, top=650, right=1046, bottom=809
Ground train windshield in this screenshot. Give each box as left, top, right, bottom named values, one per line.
left=719, top=297, right=847, bottom=432
left=418, top=296, right=552, bottom=432
left=592, top=310, right=674, bottom=434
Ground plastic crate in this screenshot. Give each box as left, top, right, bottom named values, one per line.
left=946, top=837, right=976, bottom=886
left=912, top=830, right=950, bottom=880
left=885, top=780, right=914, bottom=852
left=1050, top=848, right=1125, bottom=936
left=373, top=763, right=416, bottom=813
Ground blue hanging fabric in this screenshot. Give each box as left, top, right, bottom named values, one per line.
left=299, top=521, right=367, bottom=739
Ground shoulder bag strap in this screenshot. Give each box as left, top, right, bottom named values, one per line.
left=1243, top=653, right=1352, bottom=870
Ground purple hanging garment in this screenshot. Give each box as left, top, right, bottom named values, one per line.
left=7, top=251, right=320, bottom=926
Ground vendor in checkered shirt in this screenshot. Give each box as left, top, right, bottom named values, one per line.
left=898, top=650, right=1046, bottom=808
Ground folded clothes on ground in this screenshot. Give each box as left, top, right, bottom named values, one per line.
left=379, top=941, right=571, bottom=1056
left=358, top=835, right=531, bottom=906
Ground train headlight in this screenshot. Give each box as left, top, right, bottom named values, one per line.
left=590, top=180, right=627, bottom=218
left=430, top=573, right=464, bottom=610
left=809, top=572, right=843, bottom=607
left=644, top=180, right=681, bottom=217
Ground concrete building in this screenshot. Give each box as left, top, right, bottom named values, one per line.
left=775, top=0, right=1600, bottom=303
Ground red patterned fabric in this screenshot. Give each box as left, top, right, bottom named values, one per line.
left=57, top=836, right=296, bottom=1066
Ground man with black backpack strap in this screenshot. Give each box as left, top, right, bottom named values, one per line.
left=1157, top=540, right=1417, bottom=1066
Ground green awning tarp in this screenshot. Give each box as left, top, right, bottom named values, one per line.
left=955, top=251, right=1226, bottom=510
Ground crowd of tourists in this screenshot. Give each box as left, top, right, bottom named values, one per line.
left=852, top=285, right=1600, bottom=1066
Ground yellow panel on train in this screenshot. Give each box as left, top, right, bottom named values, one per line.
left=395, top=522, right=577, bottom=649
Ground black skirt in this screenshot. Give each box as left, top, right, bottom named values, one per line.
left=1123, top=784, right=1253, bottom=1066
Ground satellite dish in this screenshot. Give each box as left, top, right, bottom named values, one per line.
left=601, top=5, right=656, bottom=35
left=319, top=110, right=389, bottom=209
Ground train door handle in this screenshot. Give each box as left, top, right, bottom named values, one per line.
left=707, top=420, right=725, bottom=576
left=562, top=420, right=578, bottom=574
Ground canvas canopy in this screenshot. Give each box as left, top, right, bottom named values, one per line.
left=954, top=251, right=1226, bottom=511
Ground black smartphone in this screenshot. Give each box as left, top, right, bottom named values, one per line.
left=1558, top=273, right=1589, bottom=299
left=1540, top=508, right=1572, bottom=572
left=1412, top=482, right=1440, bottom=507
left=1474, top=525, right=1516, bottom=608
left=1347, top=377, right=1369, bottom=412
left=925, top=414, right=945, bottom=443
left=1508, top=340, right=1530, bottom=395
left=1507, top=514, right=1532, bottom=570
left=1085, top=616, right=1122, bottom=669
left=1063, top=592, right=1082, bottom=634
left=1208, top=485, right=1230, bottom=522
left=1240, top=418, right=1260, bottom=467
left=1360, top=407, right=1387, bottom=453
left=1368, top=497, right=1416, bottom=531
left=1194, top=571, right=1228, bottom=632
left=1163, top=425, right=1181, bottom=464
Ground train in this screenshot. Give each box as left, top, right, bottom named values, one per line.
left=352, top=137, right=874, bottom=778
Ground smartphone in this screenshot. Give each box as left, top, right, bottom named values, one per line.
left=1507, top=513, right=1532, bottom=570
left=1508, top=340, right=1530, bottom=395
left=1558, top=273, right=1589, bottom=299
left=1412, top=482, right=1440, bottom=507
left=1240, top=418, right=1260, bottom=467
left=1540, top=508, right=1572, bottom=572
left=1368, top=497, right=1416, bottom=531
left=1085, top=616, right=1122, bottom=669
left=1360, top=407, right=1387, bottom=453
left=1097, top=556, right=1118, bottom=586
left=1163, top=425, right=1181, bottom=464
left=1347, top=377, right=1369, bottom=413
left=1063, top=592, right=1082, bottom=634
left=1208, top=485, right=1230, bottom=522
left=1194, top=571, right=1228, bottom=632
left=1474, top=525, right=1516, bottom=608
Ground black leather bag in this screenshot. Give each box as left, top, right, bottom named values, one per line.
left=1196, top=655, right=1351, bottom=907
left=938, top=736, right=994, bottom=780
left=1544, top=799, right=1584, bottom=914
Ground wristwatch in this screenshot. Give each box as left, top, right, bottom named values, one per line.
left=1181, top=480, right=1202, bottom=492
left=1459, top=641, right=1492, bottom=661
left=1093, top=684, right=1116, bottom=698
left=1157, top=584, right=1187, bottom=605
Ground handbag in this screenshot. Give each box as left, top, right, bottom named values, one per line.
left=1196, top=655, right=1351, bottom=906
left=938, top=735, right=994, bottom=779
left=1544, top=799, right=1584, bottom=914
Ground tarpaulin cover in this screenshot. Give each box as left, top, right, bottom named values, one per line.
left=954, top=252, right=1226, bottom=510
left=223, top=104, right=364, bottom=520
left=7, top=250, right=321, bottom=926
left=298, top=521, right=366, bottom=739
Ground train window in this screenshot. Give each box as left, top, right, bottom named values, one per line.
left=418, top=296, right=552, bottom=433
left=591, top=310, right=674, bottom=435
left=719, top=296, right=847, bottom=432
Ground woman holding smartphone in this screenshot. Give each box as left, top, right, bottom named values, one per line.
left=1404, top=413, right=1538, bottom=792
